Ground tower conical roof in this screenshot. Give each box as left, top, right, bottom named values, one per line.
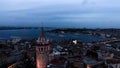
left=36, top=23, right=49, bottom=45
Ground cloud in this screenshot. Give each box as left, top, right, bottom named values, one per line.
left=81, top=0, right=88, bottom=5
left=0, top=0, right=120, bottom=28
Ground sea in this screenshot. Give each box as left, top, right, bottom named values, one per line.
left=0, top=28, right=108, bottom=42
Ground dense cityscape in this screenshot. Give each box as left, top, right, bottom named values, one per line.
left=0, top=27, right=120, bottom=68
left=0, top=0, right=120, bottom=68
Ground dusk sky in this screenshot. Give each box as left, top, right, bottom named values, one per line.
left=0, top=0, right=120, bottom=28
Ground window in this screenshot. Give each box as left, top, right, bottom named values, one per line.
left=41, top=48, right=43, bottom=51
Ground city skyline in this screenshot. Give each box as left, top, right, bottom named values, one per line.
left=0, top=0, right=120, bottom=28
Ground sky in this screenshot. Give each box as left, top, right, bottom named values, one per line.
left=0, top=0, right=120, bottom=28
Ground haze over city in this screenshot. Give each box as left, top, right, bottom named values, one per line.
left=0, top=0, right=120, bottom=28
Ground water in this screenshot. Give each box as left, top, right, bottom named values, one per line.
left=0, top=28, right=107, bottom=42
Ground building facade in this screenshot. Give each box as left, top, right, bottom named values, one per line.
left=36, top=26, right=50, bottom=68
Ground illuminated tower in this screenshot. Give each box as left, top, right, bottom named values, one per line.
left=36, top=25, right=50, bottom=68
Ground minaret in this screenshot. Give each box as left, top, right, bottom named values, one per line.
left=36, top=24, right=50, bottom=68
